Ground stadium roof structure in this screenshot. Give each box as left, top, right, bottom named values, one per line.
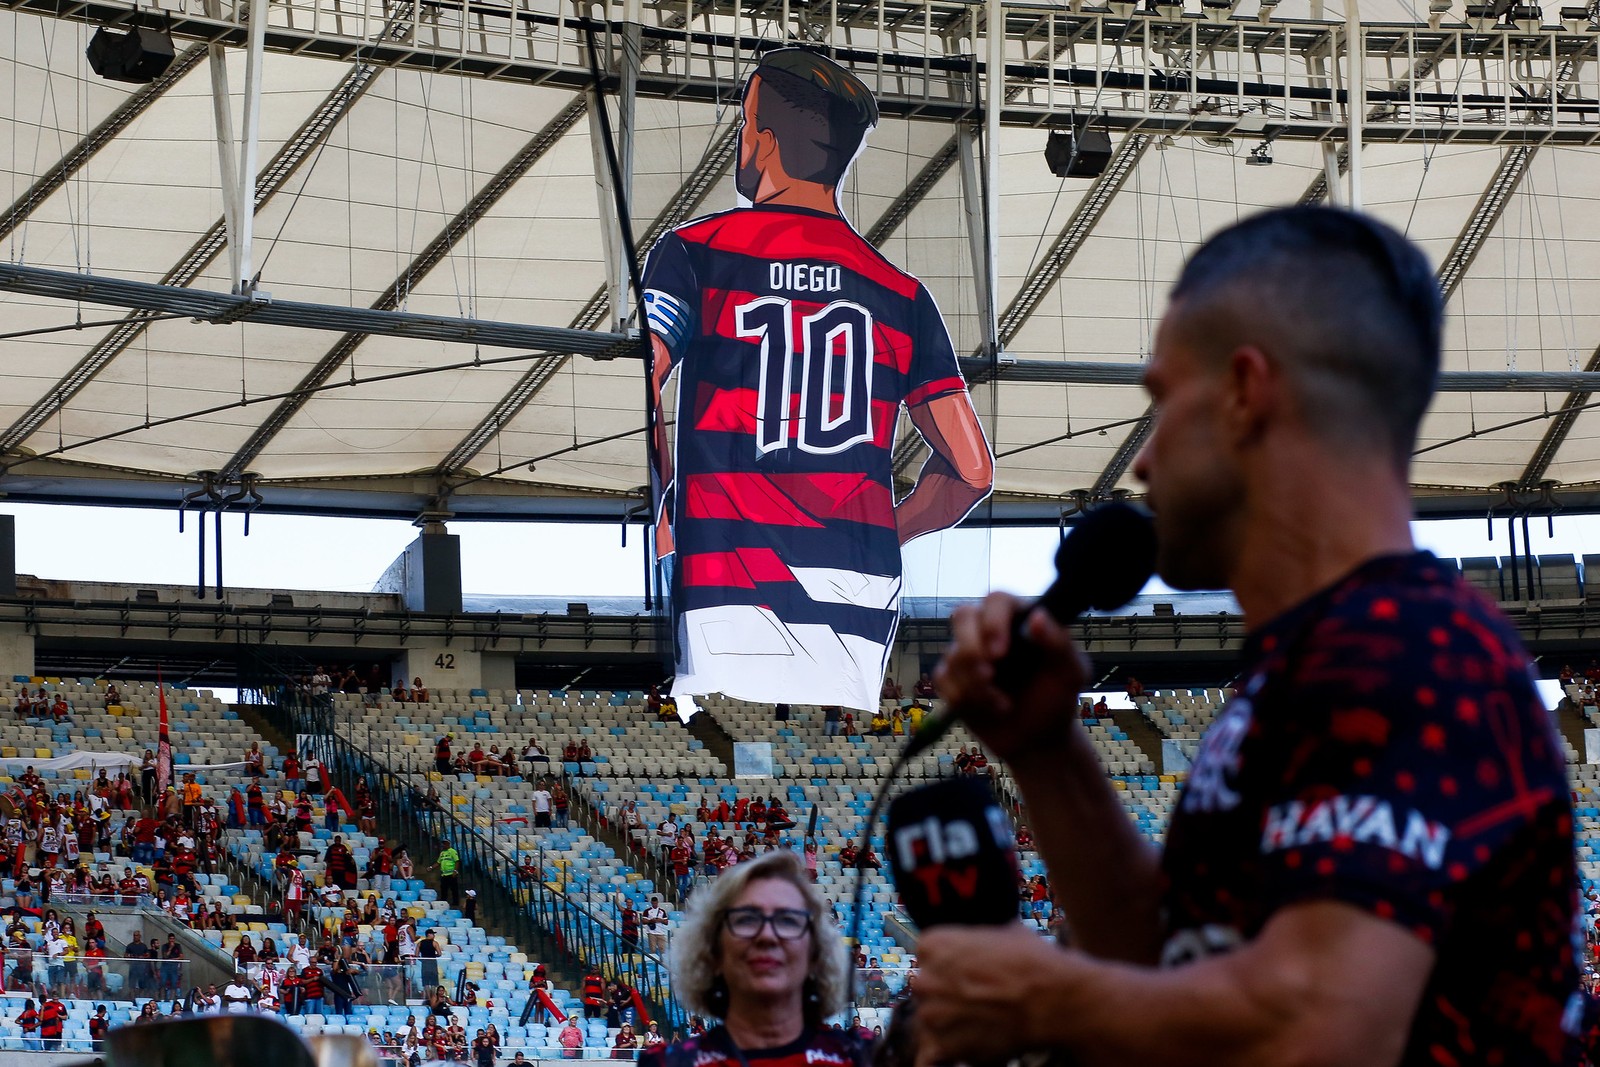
left=2, top=0, right=1599, bottom=523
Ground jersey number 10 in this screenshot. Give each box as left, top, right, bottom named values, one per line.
left=736, top=297, right=875, bottom=456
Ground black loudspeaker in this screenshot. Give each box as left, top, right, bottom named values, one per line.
left=1044, top=125, right=1114, bottom=179
left=86, top=26, right=176, bottom=84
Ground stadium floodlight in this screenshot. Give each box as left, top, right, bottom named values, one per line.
left=1256, top=0, right=1282, bottom=21
left=1428, top=0, right=1452, bottom=24
left=1560, top=5, right=1595, bottom=29
left=1464, top=0, right=1514, bottom=26
left=1246, top=142, right=1274, bottom=166
left=1146, top=0, right=1186, bottom=17
left=1200, top=0, right=1236, bottom=20
left=1107, top=0, right=1141, bottom=18
left=1508, top=3, right=1544, bottom=30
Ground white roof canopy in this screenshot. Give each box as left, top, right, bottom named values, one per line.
left=2, top=0, right=1598, bottom=520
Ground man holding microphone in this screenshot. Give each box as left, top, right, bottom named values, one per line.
left=913, top=207, right=1583, bottom=1067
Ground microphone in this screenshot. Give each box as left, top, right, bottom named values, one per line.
left=874, top=779, right=1056, bottom=1067
left=885, top=777, right=1021, bottom=929
left=901, top=502, right=1156, bottom=761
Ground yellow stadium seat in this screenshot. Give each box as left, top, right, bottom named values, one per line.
left=44, top=677, right=60, bottom=685
left=1, top=748, right=15, bottom=760
left=116, top=727, right=133, bottom=739
left=107, top=705, right=123, bottom=716
left=73, top=769, right=91, bottom=780
left=34, top=749, right=51, bottom=760
left=28, top=677, right=42, bottom=685
left=452, top=796, right=467, bottom=806
left=428, top=771, right=442, bottom=782
left=1111, top=779, right=1127, bottom=790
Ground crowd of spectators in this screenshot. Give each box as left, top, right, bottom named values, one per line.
left=272, top=665, right=448, bottom=710
left=11, top=687, right=73, bottom=723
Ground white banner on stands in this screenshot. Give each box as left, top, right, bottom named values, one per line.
left=733, top=742, right=774, bottom=779
left=1160, top=738, right=1196, bottom=775
left=0, top=750, right=246, bottom=772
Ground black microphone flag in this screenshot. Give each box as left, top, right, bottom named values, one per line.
left=886, top=777, right=1021, bottom=929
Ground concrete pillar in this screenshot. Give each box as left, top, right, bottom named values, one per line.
left=0, top=515, right=15, bottom=596
left=481, top=652, right=517, bottom=694
left=374, top=521, right=462, bottom=615
left=0, top=628, right=34, bottom=680
left=400, top=647, right=482, bottom=695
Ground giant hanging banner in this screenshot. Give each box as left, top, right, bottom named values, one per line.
left=643, top=48, right=994, bottom=714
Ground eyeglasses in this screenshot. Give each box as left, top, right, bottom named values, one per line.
left=722, top=907, right=812, bottom=940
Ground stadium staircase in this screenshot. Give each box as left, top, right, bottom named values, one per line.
left=683, top=711, right=738, bottom=781
left=1556, top=697, right=1590, bottom=759
left=233, top=702, right=296, bottom=769
left=567, top=787, right=672, bottom=905
left=1109, top=709, right=1166, bottom=775
left=256, top=693, right=687, bottom=1029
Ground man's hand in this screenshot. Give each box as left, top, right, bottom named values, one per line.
left=912, top=923, right=1071, bottom=1067
left=935, top=594, right=1090, bottom=767
left=910, top=902, right=1433, bottom=1067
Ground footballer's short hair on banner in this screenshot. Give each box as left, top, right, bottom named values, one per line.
left=746, top=48, right=880, bottom=187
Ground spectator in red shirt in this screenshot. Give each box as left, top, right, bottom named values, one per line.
left=302, top=963, right=326, bottom=1016
left=89, top=1005, right=109, bottom=1051
left=17, top=999, right=40, bottom=1051
left=84, top=941, right=107, bottom=994
left=39, top=996, right=66, bottom=1051
left=324, top=835, right=357, bottom=891
left=119, top=867, right=146, bottom=905
left=281, top=969, right=303, bottom=1016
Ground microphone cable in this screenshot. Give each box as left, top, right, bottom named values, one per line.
left=844, top=732, right=921, bottom=1011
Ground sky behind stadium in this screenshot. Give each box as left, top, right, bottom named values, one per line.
left=4, top=501, right=1600, bottom=604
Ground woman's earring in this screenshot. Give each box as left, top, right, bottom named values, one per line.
left=708, top=975, right=730, bottom=1016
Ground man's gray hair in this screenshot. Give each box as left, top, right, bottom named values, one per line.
left=668, top=850, right=850, bottom=1021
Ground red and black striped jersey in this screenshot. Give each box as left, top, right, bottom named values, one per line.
left=643, top=205, right=967, bottom=641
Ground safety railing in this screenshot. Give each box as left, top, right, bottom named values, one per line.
left=257, top=695, right=689, bottom=1032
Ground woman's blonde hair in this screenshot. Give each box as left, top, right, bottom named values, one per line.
left=669, top=850, right=848, bottom=1022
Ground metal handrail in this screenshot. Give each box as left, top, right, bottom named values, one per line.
left=257, top=694, right=688, bottom=1032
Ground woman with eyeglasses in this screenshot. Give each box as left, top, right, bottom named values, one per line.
left=644, top=850, right=864, bottom=1067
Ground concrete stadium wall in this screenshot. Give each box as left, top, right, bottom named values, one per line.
left=0, top=1049, right=102, bottom=1066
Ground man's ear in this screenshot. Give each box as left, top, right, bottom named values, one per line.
left=753, top=125, right=780, bottom=168
left=1224, top=344, right=1278, bottom=445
